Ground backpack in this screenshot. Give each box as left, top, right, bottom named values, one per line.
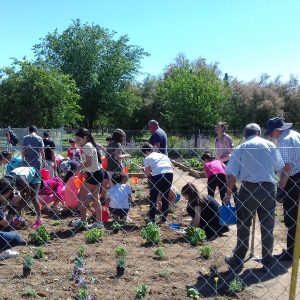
left=8, top=130, right=19, bottom=146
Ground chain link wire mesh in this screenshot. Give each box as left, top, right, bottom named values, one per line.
left=0, top=137, right=299, bottom=299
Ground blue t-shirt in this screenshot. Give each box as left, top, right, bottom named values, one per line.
left=11, top=167, right=41, bottom=185
left=149, top=128, right=168, bottom=155
left=6, top=156, right=22, bottom=174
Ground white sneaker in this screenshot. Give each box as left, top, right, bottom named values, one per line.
left=88, top=222, right=104, bottom=229
left=0, top=249, right=20, bottom=260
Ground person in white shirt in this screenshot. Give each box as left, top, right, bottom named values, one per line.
left=142, top=142, right=173, bottom=224
left=107, top=173, right=132, bottom=222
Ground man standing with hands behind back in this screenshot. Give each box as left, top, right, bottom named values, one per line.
left=148, top=120, right=168, bottom=156
left=265, top=117, right=300, bottom=262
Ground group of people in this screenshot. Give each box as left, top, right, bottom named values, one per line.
left=0, top=117, right=299, bottom=276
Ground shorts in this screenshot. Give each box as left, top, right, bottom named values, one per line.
left=85, top=169, right=104, bottom=186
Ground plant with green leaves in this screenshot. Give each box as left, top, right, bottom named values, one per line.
left=128, top=157, right=144, bottom=173
left=84, top=228, right=104, bottom=243
left=187, top=287, right=200, bottom=299
left=34, top=247, right=46, bottom=259
left=154, top=247, right=165, bottom=260
left=199, top=244, right=212, bottom=259
left=116, top=257, right=126, bottom=269
left=228, top=277, right=244, bottom=295
left=50, top=220, right=61, bottom=226
left=111, top=221, right=122, bottom=233
left=185, top=226, right=206, bottom=246
left=75, top=287, right=93, bottom=300
left=135, top=284, right=148, bottom=300
left=159, top=269, right=170, bottom=279
left=141, top=223, right=161, bottom=244
left=115, top=245, right=128, bottom=258
left=77, top=244, right=87, bottom=257
left=22, top=288, right=38, bottom=298
left=23, top=255, right=34, bottom=277
left=28, top=225, right=51, bottom=245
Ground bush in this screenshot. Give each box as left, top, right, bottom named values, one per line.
left=115, top=245, right=128, bottom=257
left=84, top=228, right=104, bottom=243
left=185, top=226, right=206, bottom=246
left=28, top=225, right=51, bottom=245
left=34, top=247, right=46, bottom=259
left=128, top=157, right=144, bottom=173
left=199, top=245, right=212, bottom=259
left=228, top=277, right=244, bottom=295
left=141, top=223, right=161, bottom=244
left=154, top=247, right=165, bottom=259
left=135, top=284, right=148, bottom=300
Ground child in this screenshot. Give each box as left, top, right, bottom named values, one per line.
left=38, top=177, right=65, bottom=211
left=107, top=173, right=132, bottom=222
left=0, top=151, right=22, bottom=174
left=67, top=138, right=82, bottom=163
left=201, top=152, right=226, bottom=203
left=8, top=166, right=43, bottom=229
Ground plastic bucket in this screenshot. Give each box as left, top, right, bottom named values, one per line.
left=131, top=176, right=138, bottom=185
left=40, top=169, right=50, bottom=180
left=73, top=174, right=85, bottom=189
left=219, top=204, right=237, bottom=225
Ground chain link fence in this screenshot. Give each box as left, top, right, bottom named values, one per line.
left=0, top=141, right=299, bottom=299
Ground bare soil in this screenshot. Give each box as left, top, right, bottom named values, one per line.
left=0, top=167, right=298, bottom=300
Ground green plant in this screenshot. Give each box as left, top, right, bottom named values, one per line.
left=50, top=220, right=61, bottom=226
left=115, top=245, right=128, bottom=257
left=23, top=255, right=34, bottom=270
left=28, top=225, right=51, bottom=245
left=154, top=247, right=165, bottom=259
left=199, top=245, right=212, bottom=259
left=128, top=157, right=144, bottom=173
left=116, top=257, right=126, bottom=269
left=34, top=247, right=46, bottom=259
left=77, top=244, right=87, bottom=257
left=141, top=223, right=161, bottom=244
left=135, top=284, right=148, bottom=300
left=84, top=228, right=104, bottom=243
left=22, top=288, right=38, bottom=298
left=184, top=158, right=203, bottom=170
left=186, top=226, right=206, bottom=246
left=228, top=277, right=244, bottom=295
left=74, top=256, right=85, bottom=270
left=75, top=287, right=93, bottom=300
left=159, top=269, right=170, bottom=279
left=111, top=221, right=122, bottom=232
left=187, top=287, right=200, bottom=299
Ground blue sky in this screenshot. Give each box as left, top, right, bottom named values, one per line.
left=0, top=0, right=299, bottom=82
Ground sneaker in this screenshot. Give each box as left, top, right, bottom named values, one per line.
left=0, top=249, right=20, bottom=260
left=32, top=219, right=44, bottom=230
left=72, top=219, right=88, bottom=229
left=88, top=222, right=104, bottom=229
left=225, top=256, right=244, bottom=273
left=273, top=250, right=293, bottom=261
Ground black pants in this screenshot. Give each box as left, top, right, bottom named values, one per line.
left=207, top=174, right=226, bottom=201
left=283, top=172, right=300, bottom=256
left=149, top=173, right=173, bottom=222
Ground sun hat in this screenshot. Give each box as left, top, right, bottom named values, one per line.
left=265, top=117, right=293, bottom=135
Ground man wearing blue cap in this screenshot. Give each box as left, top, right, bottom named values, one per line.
left=266, top=117, right=300, bottom=261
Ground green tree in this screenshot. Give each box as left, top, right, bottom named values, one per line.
left=33, top=19, right=148, bottom=128
left=0, top=60, right=82, bottom=127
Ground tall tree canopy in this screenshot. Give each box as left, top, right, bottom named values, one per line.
left=33, top=19, right=148, bottom=128
left=0, top=60, right=81, bottom=128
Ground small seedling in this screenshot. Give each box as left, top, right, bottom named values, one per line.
left=23, top=255, right=34, bottom=277
left=154, top=247, right=165, bottom=259
left=28, top=225, right=51, bottom=245
left=185, top=226, right=206, bottom=246
left=199, top=244, right=212, bottom=259
left=228, top=276, right=244, bottom=295
left=84, top=228, right=104, bottom=243
left=210, top=265, right=219, bottom=277
left=75, top=287, right=93, bottom=300
left=141, top=223, right=161, bottom=244
left=77, top=244, right=87, bottom=257
left=75, top=256, right=85, bottom=270
left=115, top=245, right=128, bottom=257
left=112, top=221, right=122, bottom=233
left=187, top=287, right=200, bottom=299
left=50, top=220, right=61, bottom=226
left=22, top=288, right=38, bottom=298
left=135, top=284, right=148, bottom=300
left=116, top=257, right=126, bottom=276
left=159, top=269, right=170, bottom=279
left=34, top=247, right=46, bottom=259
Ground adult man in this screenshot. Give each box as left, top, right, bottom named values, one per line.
left=265, top=117, right=300, bottom=261
left=223, top=123, right=284, bottom=272
left=148, top=120, right=168, bottom=155
left=43, top=130, right=56, bottom=177
left=22, top=126, right=45, bottom=172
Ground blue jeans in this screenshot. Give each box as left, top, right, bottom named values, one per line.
left=0, top=231, right=25, bottom=252
left=149, top=173, right=173, bottom=222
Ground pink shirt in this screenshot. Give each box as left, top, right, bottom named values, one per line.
left=39, top=177, right=65, bottom=201
left=204, top=160, right=226, bottom=178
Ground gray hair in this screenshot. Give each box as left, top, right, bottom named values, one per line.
left=244, top=123, right=261, bottom=139
left=148, top=120, right=159, bottom=126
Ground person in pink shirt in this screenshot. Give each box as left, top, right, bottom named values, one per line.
left=201, top=152, right=226, bottom=203
left=38, top=177, right=65, bottom=211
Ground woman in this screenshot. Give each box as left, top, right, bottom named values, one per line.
left=141, top=142, right=173, bottom=224
left=215, top=122, right=234, bottom=164
left=74, top=128, right=104, bottom=228
left=106, top=129, right=131, bottom=176
left=181, top=182, right=229, bottom=239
